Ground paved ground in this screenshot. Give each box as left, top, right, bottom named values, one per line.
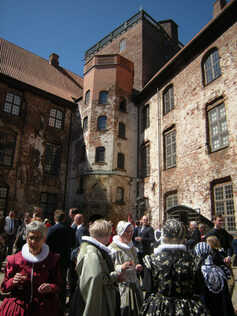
left=0, top=261, right=236, bottom=314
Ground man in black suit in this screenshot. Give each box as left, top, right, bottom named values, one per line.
left=68, top=213, right=89, bottom=301
left=186, top=221, right=201, bottom=251
left=69, top=207, right=79, bottom=230
left=46, top=210, right=75, bottom=310
left=134, top=215, right=154, bottom=268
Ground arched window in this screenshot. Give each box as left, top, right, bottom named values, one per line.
left=95, top=147, right=105, bottom=162
left=116, top=187, right=124, bottom=203
left=49, top=108, right=63, bottom=129
left=4, top=93, right=22, bottom=116
left=119, top=38, right=126, bottom=52
left=99, top=91, right=108, bottom=104
left=203, top=48, right=221, bottom=85
left=119, top=97, right=126, bottom=112
left=85, top=90, right=90, bottom=105
left=117, top=153, right=125, bottom=169
left=118, top=122, right=126, bottom=138
left=163, top=85, right=174, bottom=115
left=97, top=116, right=107, bottom=130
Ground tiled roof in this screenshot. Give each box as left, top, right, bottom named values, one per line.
left=0, top=38, right=83, bottom=103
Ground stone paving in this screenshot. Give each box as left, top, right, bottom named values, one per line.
left=0, top=261, right=236, bottom=313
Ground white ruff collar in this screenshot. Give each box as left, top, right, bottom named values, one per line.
left=82, top=236, right=111, bottom=254
left=154, top=243, right=186, bottom=254
left=112, top=235, right=134, bottom=250
left=22, top=243, right=49, bottom=263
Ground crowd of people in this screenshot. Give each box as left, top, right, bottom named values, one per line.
left=0, top=208, right=236, bottom=316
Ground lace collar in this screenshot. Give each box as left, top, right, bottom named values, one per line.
left=154, top=243, right=186, bottom=254
left=22, top=243, right=49, bottom=263
left=82, top=236, right=111, bottom=254
left=111, top=235, right=134, bottom=250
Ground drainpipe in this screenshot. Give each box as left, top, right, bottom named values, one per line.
left=157, top=88, right=162, bottom=223
left=136, top=104, right=141, bottom=219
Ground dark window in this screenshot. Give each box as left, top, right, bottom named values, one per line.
left=0, top=132, right=16, bottom=167
left=118, top=122, right=126, bottom=138
left=119, top=38, right=126, bottom=52
left=163, top=85, right=174, bottom=115
left=40, top=192, right=57, bottom=222
left=79, top=177, right=84, bottom=193
left=97, top=116, right=107, bottom=130
left=85, top=90, right=90, bottom=105
left=116, top=187, right=124, bottom=203
left=80, top=145, right=86, bottom=162
left=95, top=147, right=105, bottom=163
left=44, top=144, right=61, bottom=176
left=83, top=117, right=88, bottom=131
left=142, top=105, right=150, bottom=129
left=203, top=49, right=221, bottom=85
left=3, top=93, right=21, bottom=116
left=208, top=103, right=228, bottom=152
left=0, top=186, right=8, bottom=213
left=49, top=109, right=63, bottom=129
left=117, top=153, right=125, bottom=169
left=142, top=144, right=150, bottom=177
left=165, top=130, right=176, bottom=169
left=119, top=97, right=126, bottom=112
left=99, top=91, right=108, bottom=104
left=213, top=182, right=236, bottom=233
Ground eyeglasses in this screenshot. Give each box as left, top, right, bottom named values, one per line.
left=27, top=236, right=43, bottom=242
left=124, top=231, right=134, bottom=235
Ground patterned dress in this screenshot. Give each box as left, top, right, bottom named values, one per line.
left=109, top=237, right=143, bottom=316
left=140, top=245, right=209, bottom=316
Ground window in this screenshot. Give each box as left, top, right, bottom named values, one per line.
left=97, top=116, right=107, bottom=130
left=79, top=177, right=84, bottom=193
left=40, top=192, right=57, bottom=222
left=166, top=193, right=178, bottom=209
left=99, top=91, right=108, bottom=104
left=118, top=122, right=126, bottom=139
left=142, top=105, right=150, bottom=129
left=95, top=147, right=105, bottom=163
left=119, top=97, right=126, bottom=112
left=213, top=182, right=236, bottom=233
left=80, top=145, right=86, bottom=162
left=3, top=93, right=21, bottom=116
left=117, top=153, right=125, bottom=169
left=0, top=186, right=8, bottom=212
left=142, top=144, right=150, bottom=177
left=208, top=103, right=228, bottom=152
left=85, top=90, right=90, bottom=105
left=165, top=130, right=176, bottom=169
left=119, top=38, right=126, bottom=52
left=44, top=143, right=61, bottom=175
left=203, top=49, right=221, bottom=85
left=0, top=131, right=16, bottom=167
left=116, top=187, right=124, bottom=203
left=163, top=85, right=174, bottom=115
left=83, top=117, right=88, bottom=131
left=49, top=109, right=63, bottom=129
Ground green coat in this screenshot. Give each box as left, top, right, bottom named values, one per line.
left=70, top=239, right=120, bottom=316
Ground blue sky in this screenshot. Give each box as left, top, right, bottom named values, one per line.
left=0, top=0, right=229, bottom=77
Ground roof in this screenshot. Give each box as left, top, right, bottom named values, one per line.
left=0, top=38, right=83, bottom=103
left=137, top=0, right=237, bottom=103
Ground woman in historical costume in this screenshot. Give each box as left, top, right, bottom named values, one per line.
left=0, top=220, right=64, bottom=316
left=69, top=219, right=121, bottom=316
left=109, top=221, right=143, bottom=316
left=194, top=242, right=234, bottom=316
left=140, top=219, right=209, bottom=316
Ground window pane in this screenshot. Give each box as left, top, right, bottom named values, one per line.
left=143, top=105, right=150, bottom=129
left=214, top=183, right=236, bottom=233
left=44, top=144, right=61, bottom=175
left=0, top=132, right=16, bottom=167
left=119, top=39, right=126, bottom=52
left=96, top=147, right=105, bottom=162
left=98, top=116, right=107, bottom=130
left=204, top=49, right=221, bottom=85
left=143, top=145, right=150, bottom=177
left=4, top=93, right=21, bottom=116
left=163, top=86, right=174, bottom=114
left=165, top=131, right=176, bottom=169
left=85, top=90, right=90, bottom=105
left=118, top=122, right=125, bottom=138
left=0, top=187, right=8, bottom=210
left=99, top=91, right=108, bottom=104
left=83, top=117, right=88, bottom=131
left=117, top=153, right=125, bottom=169
left=49, top=109, right=63, bottom=129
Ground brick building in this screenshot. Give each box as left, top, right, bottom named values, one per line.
left=0, top=39, right=83, bottom=220
left=1, top=0, right=236, bottom=232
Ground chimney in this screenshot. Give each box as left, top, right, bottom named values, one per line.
left=49, top=53, right=59, bottom=67
left=213, top=0, right=226, bottom=18
left=159, top=20, right=178, bottom=43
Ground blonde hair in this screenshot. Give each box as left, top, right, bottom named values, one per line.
left=206, top=235, right=221, bottom=250
left=89, top=219, right=111, bottom=238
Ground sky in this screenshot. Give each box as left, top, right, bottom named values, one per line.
left=0, top=0, right=230, bottom=77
